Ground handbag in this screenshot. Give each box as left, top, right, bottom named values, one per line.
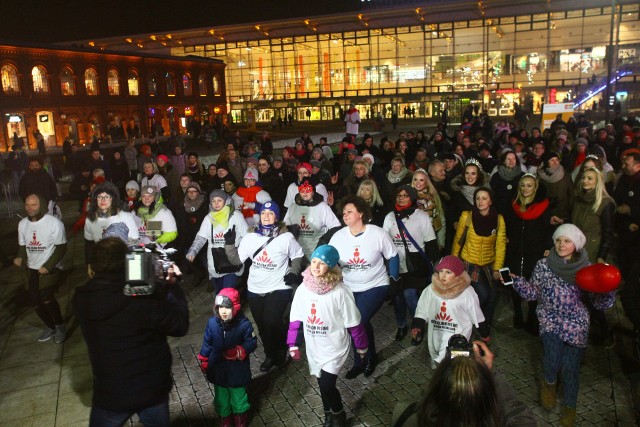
left=395, top=215, right=434, bottom=289
left=211, top=225, right=242, bottom=274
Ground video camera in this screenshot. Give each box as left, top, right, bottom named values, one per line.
left=123, top=244, right=176, bottom=296
left=447, top=334, right=474, bottom=359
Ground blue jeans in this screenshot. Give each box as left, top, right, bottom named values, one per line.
left=393, top=288, right=419, bottom=328
left=211, top=274, right=239, bottom=294
left=541, top=333, right=585, bottom=408
left=351, top=285, right=389, bottom=367
left=89, top=399, right=169, bottom=427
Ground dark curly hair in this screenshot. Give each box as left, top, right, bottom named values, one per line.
left=87, top=181, right=122, bottom=222
left=337, top=195, right=372, bottom=224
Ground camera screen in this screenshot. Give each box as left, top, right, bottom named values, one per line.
left=450, top=350, right=471, bottom=358
left=126, top=253, right=143, bottom=281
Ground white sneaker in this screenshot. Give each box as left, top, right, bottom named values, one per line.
left=37, top=328, right=55, bottom=342
left=54, top=324, right=66, bottom=344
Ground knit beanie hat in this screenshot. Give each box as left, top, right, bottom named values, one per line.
left=259, top=200, right=280, bottom=220
left=209, top=189, right=228, bottom=202
left=186, top=182, right=202, bottom=194
left=310, top=245, right=340, bottom=268
left=215, top=288, right=242, bottom=318
left=103, top=222, right=129, bottom=244
left=156, top=154, right=169, bottom=164
left=297, top=162, right=313, bottom=174
left=396, top=184, right=418, bottom=204
left=216, top=160, right=229, bottom=172
left=362, top=153, right=375, bottom=164
left=125, top=180, right=140, bottom=192
left=575, top=137, right=589, bottom=148
left=435, top=255, right=465, bottom=277
left=552, top=224, right=586, bottom=251
left=140, top=185, right=158, bottom=197
left=244, top=167, right=258, bottom=180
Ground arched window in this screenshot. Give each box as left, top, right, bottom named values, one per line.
left=166, top=72, right=176, bottom=96
left=182, top=73, right=192, bottom=96
left=60, top=67, right=75, bottom=96
left=107, top=69, right=120, bottom=95
left=148, top=73, right=158, bottom=96
left=1, top=64, right=20, bottom=94
left=198, top=74, right=207, bottom=96
left=127, top=69, right=139, bottom=96
left=32, top=66, right=49, bottom=94
left=85, top=68, right=98, bottom=95
left=212, top=75, right=221, bottom=96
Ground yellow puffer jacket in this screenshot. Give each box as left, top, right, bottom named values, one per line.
left=452, top=210, right=506, bottom=270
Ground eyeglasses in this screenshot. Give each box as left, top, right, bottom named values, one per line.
left=96, top=195, right=112, bottom=201
left=396, top=194, right=410, bottom=199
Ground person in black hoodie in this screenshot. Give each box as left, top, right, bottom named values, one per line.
left=73, top=227, right=189, bottom=426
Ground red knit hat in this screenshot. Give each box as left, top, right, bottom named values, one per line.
left=435, top=255, right=465, bottom=277
left=215, top=288, right=242, bottom=318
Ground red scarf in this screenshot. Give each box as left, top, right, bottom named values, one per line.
left=395, top=203, right=412, bottom=212
left=236, top=186, right=262, bottom=218
left=512, top=198, right=549, bottom=220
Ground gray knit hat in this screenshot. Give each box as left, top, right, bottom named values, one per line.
left=552, top=224, right=586, bottom=251
left=103, top=222, right=129, bottom=244
left=209, top=189, right=228, bottom=202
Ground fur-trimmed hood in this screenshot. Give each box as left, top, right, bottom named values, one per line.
left=430, top=271, right=471, bottom=299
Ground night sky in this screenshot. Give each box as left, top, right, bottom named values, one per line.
left=0, top=0, right=363, bottom=43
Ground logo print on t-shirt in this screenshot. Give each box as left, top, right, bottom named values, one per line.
left=29, top=231, right=41, bottom=247
left=213, top=232, right=225, bottom=246
left=435, top=301, right=453, bottom=322
left=299, top=215, right=311, bottom=230
left=307, top=303, right=323, bottom=325
left=393, top=232, right=414, bottom=249
left=347, top=247, right=366, bottom=265
left=253, top=249, right=276, bottom=271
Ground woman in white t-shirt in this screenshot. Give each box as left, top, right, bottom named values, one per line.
left=232, top=201, right=304, bottom=373
left=329, top=195, right=399, bottom=379
left=186, top=189, right=248, bottom=292
left=288, top=245, right=368, bottom=427
left=141, top=160, right=169, bottom=202
left=134, top=185, right=178, bottom=246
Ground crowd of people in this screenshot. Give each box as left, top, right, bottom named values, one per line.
left=12, top=109, right=640, bottom=426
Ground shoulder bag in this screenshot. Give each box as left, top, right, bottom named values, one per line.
left=210, top=224, right=242, bottom=274
left=395, top=215, right=434, bottom=289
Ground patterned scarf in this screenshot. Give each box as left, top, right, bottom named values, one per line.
left=302, top=268, right=339, bottom=295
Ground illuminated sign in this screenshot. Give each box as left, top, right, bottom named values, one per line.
left=39, top=115, right=49, bottom=123
left=8, top=115, right=22, bottom=123
left=185, top=107, right=193, bottom=116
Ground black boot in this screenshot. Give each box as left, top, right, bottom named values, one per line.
left=345, top=365, right=364, bottom=379
left=323, top=411, right=332, bottom=427
left=395, top=326, right=408, bottom=341
left=363, top=355, right=377, bottom=377
left=331, top=410, right=346, bottom=427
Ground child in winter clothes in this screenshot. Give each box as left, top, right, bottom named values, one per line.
left=511, top=224, right=615, bottom=427
left=197, top=288, right=257, bottom=427
left=288, top=245, right=369, bottom=427
left=411, top=255, right=484, bottom=368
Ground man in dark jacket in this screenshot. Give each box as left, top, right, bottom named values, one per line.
left=613, top=151, right=640, bottom=279
left=18, top=158, right=58, bottom=203
left=73, top=232, right=189, bottom=426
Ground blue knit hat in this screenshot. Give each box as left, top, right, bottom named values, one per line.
left=310, top=245, right=340, bottom=268
left=103, top=222, right=129, bottom=244
left=259, top=200, right=280, bottom=221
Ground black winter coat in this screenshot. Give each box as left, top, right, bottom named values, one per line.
left=200, top=314, right=257, bottom=387
left=73, top=273, right=189, bottom=412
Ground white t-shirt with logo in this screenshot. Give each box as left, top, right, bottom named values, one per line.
left=84, top=210, right=140, bottom=243
left=290, top=283, right=361, bottom=376
left=195, top=210, right=249, bottom=278
left=382, top=210, right=436, bottom=273
left=329, top=225, right=397, bottom=293
left=414, top=286, right=484, bottom=365
left=19, top=214, right=66, bottom=269
left=141, top=174, right=168, bottom=192
left=134, top=207, right=177, bottom=245
left=283, top=202, right=340, bottom=258
left=284, top=183, right=329, bottom=208
left=237, top=231, right=304, bottom=294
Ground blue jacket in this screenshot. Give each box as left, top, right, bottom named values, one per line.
left=199, top=314, right=257, bottom=387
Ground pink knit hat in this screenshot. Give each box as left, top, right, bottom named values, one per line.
left=435, top=255, right=465, bottom=276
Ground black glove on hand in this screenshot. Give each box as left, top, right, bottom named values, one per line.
left=288, top=224, right=301, bottom=239
left=284, top=273, right=302, bottom=288
left=224, top=226, right=236, bottom=245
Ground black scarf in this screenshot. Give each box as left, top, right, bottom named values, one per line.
left=471, top=206, right=498, bottom=236
left=546, top=248, right=589, bottom=283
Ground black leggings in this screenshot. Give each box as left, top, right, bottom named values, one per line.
left=248, top=289, right=292, bottom=360
left=317, top=370, right=342, bottom=413
left=28, top=269, right=63, bottom=328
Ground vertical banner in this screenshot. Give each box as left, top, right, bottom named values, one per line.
left=299, top=55, right=305, bottom=97
left=541, top=103, right=574, bottom=130
left=258, top=57, right=264, bottom=98
left=323, top=52, right=330, bottom=96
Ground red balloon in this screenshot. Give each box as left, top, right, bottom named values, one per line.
left=575, top=264, right=621, bottom=293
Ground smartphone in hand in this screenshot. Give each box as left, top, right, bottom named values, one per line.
left=499, top=267, right=513, bottom=285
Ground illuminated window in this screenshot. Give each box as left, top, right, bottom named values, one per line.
left=32, top=66, right=49, bottom=94
left=213, top=75, right=221, bottom=95
left=1, top=64, right=20, bottom=94
left=148, top=73, right=157, bottom=96
left=183, top=73, right=192, bottom=96
left=60, top=67, right=75, bottom=96
left=127, top=69, right=139, bottom=96
left=199, top=74, right=207, bottom=96
left=166, top=72, right=176, bottom=96
left=85, top=68, right=99, bottom=95
left=107, top=69, right=120, bottom=95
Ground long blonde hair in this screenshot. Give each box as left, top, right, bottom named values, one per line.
left=412, top=169, right=444, bottom=218
left=578, top=167, right=610, bottom=213
left=357, top=179, right=384, bottom=207
left=515, top=174, right=539, bottom=212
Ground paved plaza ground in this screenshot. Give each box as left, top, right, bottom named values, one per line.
left=0, top=118, right=638, bottom=426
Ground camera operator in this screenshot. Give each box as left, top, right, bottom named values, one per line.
left=391, top=339, right=535, bottom=427
left=73, top=223, right=189, bottom=427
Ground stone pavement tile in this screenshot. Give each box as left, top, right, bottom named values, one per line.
left=54, top=391, right=90, bottom=426
left=0, top=335, right=63, bottom=369
left=0, top=383, right=58, bottom=423
left=0, top=360, right=60, bottom=392
left=0, top=413, right=56, bottom=427
left=58, top=362, right=93, bottom=396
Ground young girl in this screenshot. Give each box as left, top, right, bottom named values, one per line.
left=287, top=245, right=369, bottom=427
left=411, top=255, right=484, bottom=368
left=511, top=224, right=615, bottom=427
left=197, top=288, right=257, bottom=427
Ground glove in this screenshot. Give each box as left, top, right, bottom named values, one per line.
left=388, top=276, right=403, bottom=300
left=284, top=273, right=302, bottom=288
left=224, top=226, right=236, bottom=245
left=289, top=346, right=302, bottom=361
left=243, top=202, right=255, bottom=210
left=411, top=328, right=423, bottom=346
left=356, top=347, right=368, bottom=361
left=223, top=345, right=247, bottom=361
left=197, top=354, right=209, bottom=373
left=288, top=224, right=301, bottom=239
